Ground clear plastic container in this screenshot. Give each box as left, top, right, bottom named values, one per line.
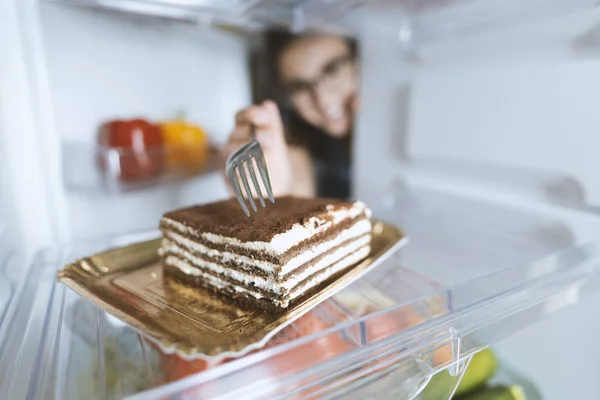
left=1, top=186, right=600, bottom=399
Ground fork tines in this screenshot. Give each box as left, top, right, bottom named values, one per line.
left=226, top=140, right=274, bottom=217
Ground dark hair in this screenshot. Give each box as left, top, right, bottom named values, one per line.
left=250, top=30, right=357, bottom=160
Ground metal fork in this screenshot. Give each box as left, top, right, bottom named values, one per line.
left=226, top=124, right=275, bottom=216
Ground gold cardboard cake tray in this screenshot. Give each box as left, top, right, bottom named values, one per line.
left=57, top=220, right=407, bottom=360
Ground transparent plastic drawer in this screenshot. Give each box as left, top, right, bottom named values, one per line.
left=1, top=187, right=600, bottom=399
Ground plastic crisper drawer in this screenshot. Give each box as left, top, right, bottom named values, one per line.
left=2, top=187, right=600, bottom=400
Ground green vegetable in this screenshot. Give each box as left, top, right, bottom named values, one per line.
left=420, top=348, right=497, bottom=400
left=456, top=348, right=497, bottom=396
left=420, top=372, right=461, bottom=400
left=460, top=385, right=526, bottom=400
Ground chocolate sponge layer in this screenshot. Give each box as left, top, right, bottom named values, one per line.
left=162, top=196, right=356, bottom=243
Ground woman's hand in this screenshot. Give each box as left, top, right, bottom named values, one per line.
left=223, top=100, right=293, bottom=197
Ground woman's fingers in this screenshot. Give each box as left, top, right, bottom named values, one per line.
left=261, top=100, right=284, bottom=131
left=235, top=105, right=271, bottom=127
left=228, top=125, right=275, bottom=150
left=256, top=101, right=285, bottom=148
left=228, top=124, right=251, bottom=142
left=224, top=100, right=293, bottom=197
left=230, top=101, right=285, bottom=150
left=235, top=102, right=283, bottom=131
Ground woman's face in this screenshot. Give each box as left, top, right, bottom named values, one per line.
left=278, top=36, right=358, bottom=138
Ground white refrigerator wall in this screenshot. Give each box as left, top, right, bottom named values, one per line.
left=357, top=8, right=600, bottom=205
left=356, top=9, right=600, bottom=400
left=37, top=3, right=250, bottom=241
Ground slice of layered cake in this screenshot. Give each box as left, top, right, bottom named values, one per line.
left=159, top=196, right=372, bottom=309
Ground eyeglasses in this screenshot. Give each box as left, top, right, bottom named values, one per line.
left=284, top=54, right=356, bottom=107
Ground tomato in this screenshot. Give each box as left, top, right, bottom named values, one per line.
left=362, top=306, right=452, bottom=367
left=156, top=306, right=450, bottom=398
left=158, top=311, right=353, bottom=384
left=97, top=118, right=164, bottom=182
left=160, top=353, right=223, bottom=383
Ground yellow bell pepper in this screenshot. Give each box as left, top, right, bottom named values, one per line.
left=160, top=120, right=208, bottom=174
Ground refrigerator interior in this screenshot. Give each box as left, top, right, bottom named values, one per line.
left=1, top=0, right=600, bottom=247
left=2, top=0, right=600, bottom=399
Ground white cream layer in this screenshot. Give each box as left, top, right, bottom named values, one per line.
left=162, top=201, right=370, bottom=255
left=165, top=245, right=370, bottom=308
left=163, top=218, right=372, bottom=277
left=284, top=245, right=370, bottom=304
left=163, top=234, right=371, bottom=295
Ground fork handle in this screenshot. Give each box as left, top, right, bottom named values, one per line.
left=249, top=123, right=256, bottom=139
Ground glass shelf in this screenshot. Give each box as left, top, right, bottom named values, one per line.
left=49, top=0, right=598, bottom=43
left=62, top=141, right=224, bottom=193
